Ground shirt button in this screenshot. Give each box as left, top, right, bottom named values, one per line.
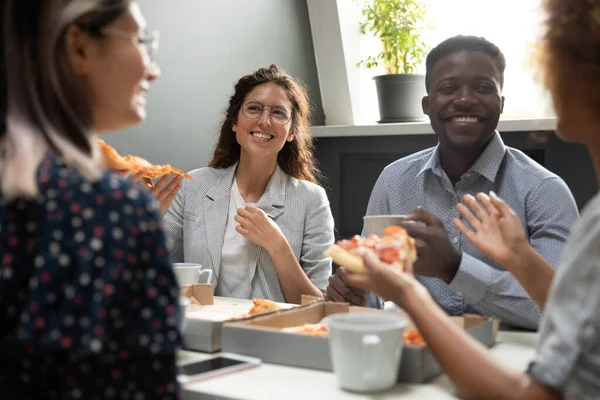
left=452, top=236, right=459, bottom=244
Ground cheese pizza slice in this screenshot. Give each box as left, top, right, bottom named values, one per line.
left=324, top=225, right=416, bottom=273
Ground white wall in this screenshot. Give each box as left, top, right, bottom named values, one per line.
left=105, top=0, right=323, bottom=173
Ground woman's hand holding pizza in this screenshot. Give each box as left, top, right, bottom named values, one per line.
left=344, top=252, right=432, bottom=309
left=324, top=225, right=420, bottom=306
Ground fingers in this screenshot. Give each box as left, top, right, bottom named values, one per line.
left=142, top=176, right=154, bottom=187
left=237, top=207, right=253, bottom=219
left=235, top=224, right=249, bottom=238
left=343, top=273, right=371, bottom=292
left=462, top=194, right=488, bottom=222
left=325, top=281, right=347, bottom=302
left=155, top=176, right=182, bottom=201
left=404, top=255, right=414, bottom=275
left=327, top=271, right=367, bottom=305
left=475, top=192, right=496, bottom=213
left=130, top=171, right=146, bottom=182
left=489, top=191, right=516, bottom=218
left=398, top=221, right=428, bottom=239
left=404, top=207, right=442, bottom=227
left=335, top=268, right=366, bottom=297
left=355, top=252, right=414, bottom=293
left=233, top=214, right=247, bottom=226
left=161, top=182, right=181, bottom=204
left=453, top=217, right=475, bottom=240
left=362, top=251, right=385, bottom=272
left=456, top=202, right=481, bottom=232
left=150, top=174, right=173, bottom=192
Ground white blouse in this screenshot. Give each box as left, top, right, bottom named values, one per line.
left=215, top=178, right=257, bottom=298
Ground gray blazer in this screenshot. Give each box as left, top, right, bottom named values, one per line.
left=163, top=163, right=335, bottom=302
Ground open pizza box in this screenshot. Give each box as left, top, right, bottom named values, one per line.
left=221, top=298, right=499, bottom=383
left=179, top=284, right=294, bottom=353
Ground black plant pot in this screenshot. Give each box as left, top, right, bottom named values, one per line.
left=373, top=74, right=426, bottom=123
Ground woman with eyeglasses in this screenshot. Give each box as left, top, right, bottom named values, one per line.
left=0, top=1, right=181, bottom=398
left=343, top=0, right=600, bottom=398
left=163, top=65, right=334, bottom=304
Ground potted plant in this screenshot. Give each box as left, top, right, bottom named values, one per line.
left=356, top=0, right=432, bottom=123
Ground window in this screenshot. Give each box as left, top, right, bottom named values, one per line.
left=307, top=0, right=554, bottom=125
left=425, top=0, right=551, bottom=119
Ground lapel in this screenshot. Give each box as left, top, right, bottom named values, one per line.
left=204, top=164, right=237, bottom=285
left=254, top=164, right=286, bottom=220
left=247, top=164, right=287, bottom=284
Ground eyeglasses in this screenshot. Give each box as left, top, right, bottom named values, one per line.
left=241, top=100, right=292, bottom=126
left=100, top=27, right=160, bottom=67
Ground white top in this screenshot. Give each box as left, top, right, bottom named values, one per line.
left=215, top=179, right=256, bottom=299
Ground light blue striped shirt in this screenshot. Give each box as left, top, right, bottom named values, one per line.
left=365, top=133, right=579, bottom=329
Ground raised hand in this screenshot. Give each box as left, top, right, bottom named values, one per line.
left=453, top=192, right=529, bottom=271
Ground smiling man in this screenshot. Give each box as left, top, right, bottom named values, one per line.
left=325, top=36, right=579, bottom=330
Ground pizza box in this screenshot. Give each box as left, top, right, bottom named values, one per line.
left=221, top=300, right=499, bottom=383
left=179, top=284, right=295, bottom=353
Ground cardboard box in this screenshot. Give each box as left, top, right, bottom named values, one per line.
left=221, top=301, right=499, bottom=383
left=180, top=284, right=221, bottom=353
left=180, top=285, right=293, bottom=353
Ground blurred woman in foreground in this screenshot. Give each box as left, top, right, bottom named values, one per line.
left=0, top=1, right=181, bottom=398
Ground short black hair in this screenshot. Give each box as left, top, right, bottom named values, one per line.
left=425, top=35, right=506, bottom=93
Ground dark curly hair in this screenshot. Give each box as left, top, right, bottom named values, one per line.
left=539, top=0, right=600, bottom=123
left=425, top=35, right=506, bottom=93
left=208, top=64, right=322, bottom=184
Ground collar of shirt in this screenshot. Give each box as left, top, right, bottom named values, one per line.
left=416, top=131, right=507, bottom=184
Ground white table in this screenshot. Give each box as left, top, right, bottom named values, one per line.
left=180, top=331, right=538, bottom=400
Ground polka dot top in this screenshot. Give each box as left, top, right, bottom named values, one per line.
left=0, top=155, right=182, bottom=399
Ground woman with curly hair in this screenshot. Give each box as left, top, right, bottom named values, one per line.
left=344, top=1, right=600, bottom=398
left=163, top=65, right=334, bottom=304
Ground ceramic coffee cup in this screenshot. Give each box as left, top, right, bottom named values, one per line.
left=363, top=215, right=407, bottom=236
left=327, top=313, right=407, bottom=393
left=173, top=263, right=213, bottom=286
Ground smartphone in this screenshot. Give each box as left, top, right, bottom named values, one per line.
left=177, top=353, right=261, bottom=384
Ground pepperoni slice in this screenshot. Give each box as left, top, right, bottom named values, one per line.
left=377, top=247, right=401, bottom=263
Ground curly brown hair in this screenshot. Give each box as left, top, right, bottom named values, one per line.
left=539, top=0, right=600, bottom=123
left=208, top=64, right=322, bottom=184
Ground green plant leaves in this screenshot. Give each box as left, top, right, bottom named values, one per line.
left=354, top=0, right=432, bottom=74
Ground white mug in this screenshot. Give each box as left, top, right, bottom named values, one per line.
left=363, top=215, right=407, bottom=236
left=173, top=263, right=213, bottom=286
left=327, top=313, right=407, bottom=393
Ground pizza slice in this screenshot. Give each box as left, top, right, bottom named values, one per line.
left=324, top=225, right=416, bottom=273
left=403, top=328, right=426, bottom=346
left=281, top=323, right=329, bottom=337
left=97, top=138, right=193, bottom=180
left=233, top=299, right=282, bottom=319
